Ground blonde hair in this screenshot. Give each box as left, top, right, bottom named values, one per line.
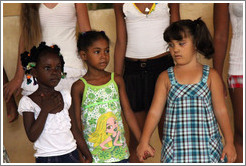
left=20, top=3, right=42, bottom=51
left=88, top=112, right=119, bottom=148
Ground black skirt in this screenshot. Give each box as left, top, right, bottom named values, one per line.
left=123, top=54, right=174, bottom=112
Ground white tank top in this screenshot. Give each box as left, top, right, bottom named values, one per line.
left=228, top=3, right=243, bottom=75
left=39, top=3, right=83, bottom=70
left=123, top=3, right=170, bottom=59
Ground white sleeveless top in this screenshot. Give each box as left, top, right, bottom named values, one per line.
left=39, top=3, right=84, bottom=71
left=123, top=3, right=170, bottom=59
left=18, top=90, right=77, bottom=157
left=228, top=3, right=243, bottom=75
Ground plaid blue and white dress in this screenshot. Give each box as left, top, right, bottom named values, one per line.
left=161, top=65, right=223, bottom=163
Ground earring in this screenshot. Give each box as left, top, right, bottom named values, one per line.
left=61, top=72, right=67, bottom=79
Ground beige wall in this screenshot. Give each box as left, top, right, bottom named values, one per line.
left=3, top=3, right=233, bottom=163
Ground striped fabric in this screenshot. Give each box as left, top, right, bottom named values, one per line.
left=161, top=65, right=224, bottom=163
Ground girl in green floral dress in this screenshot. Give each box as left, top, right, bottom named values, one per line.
left=70, top=31, right=141, bottom=163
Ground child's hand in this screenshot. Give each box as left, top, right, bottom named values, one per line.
left=40, top=92, right=63, bottom=113
left=136, top=143, right=155, bottom=162
left=221, top=143, right=237, bottom=163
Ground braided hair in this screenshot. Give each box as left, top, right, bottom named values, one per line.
left=21, top=41, right=66, bottom=85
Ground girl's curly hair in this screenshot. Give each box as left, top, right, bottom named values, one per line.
left=21, top=41, right=66, bottom=84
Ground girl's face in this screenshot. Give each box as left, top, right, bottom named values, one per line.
left=168, top=36, right=197, bottom=66
left=106, top=117, right=118, bottom=134
left=83, top=38, right=110, bottom=71
left=33, top=53, right=62, bottom=88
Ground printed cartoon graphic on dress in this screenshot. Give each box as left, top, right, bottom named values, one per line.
left=88, top=112, right=128, bottom=161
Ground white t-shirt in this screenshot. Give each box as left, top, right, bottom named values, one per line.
left=18, top=90, right=77, bottom=157
left=123, top=3, right=170, bottom=59
left=228, top=3, right=243, bottom=75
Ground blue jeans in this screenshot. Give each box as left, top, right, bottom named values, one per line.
left=36, top=149, right=79, bottom=163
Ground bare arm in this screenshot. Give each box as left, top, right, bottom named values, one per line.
left=75, top=3, right=91, bottom=32
left=22, top=93, right=63, bottom=142
left=23, top=111, right=49, bottom=142
left=114, top=74, right=141, bottom=141
left=209, top=69, right=236, bottom=163
left=70, top=80, right=92, bottom=162
left=137, top=71, right=169, bottom=161
left=169, top=3, right=180, bottom=23
left=113, top=3, right=127, bottom=76
left=3, top=34, right=25, bottom=102
left=213, top=3, right=229, bottom=96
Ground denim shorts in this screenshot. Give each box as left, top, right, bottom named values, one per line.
left=36, top=149, right=80, bottom=163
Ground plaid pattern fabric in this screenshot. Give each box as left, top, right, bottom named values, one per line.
left=161, top=65, right=223, bottom=163
left=228, top=75, right=243, bottom=88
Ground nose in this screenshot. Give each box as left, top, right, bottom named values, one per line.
left=100, top=52, right=108, bottom=60
left=51, top=68, right=59, bottom=75
left=173, top=45, right=179, bottom=53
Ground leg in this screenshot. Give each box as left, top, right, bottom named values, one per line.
left=229, top=88, right=243, bottom=163
left=3, top=68, right=18, bottom=123
left=129, top=111, right=147, bottom=163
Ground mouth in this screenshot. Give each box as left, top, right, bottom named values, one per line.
left=50, top=78, right=60, bottom=83
left=174, top=55, right=182, bottom=59
left=99, top=62, right=108, bottom=66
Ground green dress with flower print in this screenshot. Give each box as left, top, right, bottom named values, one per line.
left=80, top=73, right=129, bottom=163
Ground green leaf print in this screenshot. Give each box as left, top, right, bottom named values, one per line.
left=115, top=112, right=121, bottom=118
left=89, top=118, right=97, bottom=125
left=96, top=98, right=103, bottom=103
left=99, top=108, right=106, bottom=114
left=84, top=113, right=88, bottom=120
left=105, top=88, right=112, bottom=94
left=112, top=146, right=126, bottom=159
left=88, top=93, right=96, bottom=99
left=91, top=127, right=96, bottom=133
left=98, top=150, right=111, bottom=160
left=84, top=134, right=89, bottom=140
left=91, top=146, right=101, bottom=155
left=113, top=94, right=118, bottom=99
left=88, top=106, right=95, bottom=112
left=108, top=102, right=117, bottom=110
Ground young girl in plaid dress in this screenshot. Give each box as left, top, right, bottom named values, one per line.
left=137, top=18, right=237, bottom=163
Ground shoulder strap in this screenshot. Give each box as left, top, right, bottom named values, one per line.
left=80, top=77, right=88, bottom=86
left=167, top=67, right=176, bottom=85
left=201, top=65, right=210, bottom=83
left=111, top=72, right=114, bottom=80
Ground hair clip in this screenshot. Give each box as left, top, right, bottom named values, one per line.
left=26, top=74, right=32, bottom=85
left=26, top=62, right=36, bottom=70
left=100, top=31, right=105, bottom=35
left=51, top=45, right=54, bottom=48
left=61, top=72, right=67, bottom=79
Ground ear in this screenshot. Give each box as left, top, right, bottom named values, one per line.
left=79, top=51, right=87, bottom=61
